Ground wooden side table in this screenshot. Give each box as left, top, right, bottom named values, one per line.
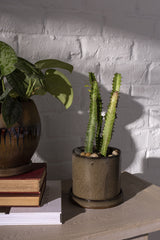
left=1, top=172, right=160, bottom=240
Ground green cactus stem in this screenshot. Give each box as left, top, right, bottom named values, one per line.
left=100, top=73, right=121, bottom=157
left=96, top=88, right=103, bottom=152
left=84, top=73, right=98, bottom=154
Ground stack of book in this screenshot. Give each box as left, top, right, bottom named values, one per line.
left=0, top=163, right=47, bottom=207
left=0, top=180, right=62, bottom=225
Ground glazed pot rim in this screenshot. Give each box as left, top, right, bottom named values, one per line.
left=72, top=146, right=121, bottom=159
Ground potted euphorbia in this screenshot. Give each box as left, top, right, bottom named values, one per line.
left=72, top=72, right=123, bottom=208
left=0, top=41, right=73, bottom=176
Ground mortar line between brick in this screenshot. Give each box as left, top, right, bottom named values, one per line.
left=145, top=62, right=152, bottom=85
left=42, top=7, right=48, bottom=34
left=130, top=41, right=135, bottom=61
left=77, top=38, right=83, bottom=58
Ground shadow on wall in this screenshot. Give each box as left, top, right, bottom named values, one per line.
left=136, top=157, right=160, bottom=186
left=34, top=71, right=144, bottom=180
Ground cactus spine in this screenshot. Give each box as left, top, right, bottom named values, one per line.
left=84, top=72, right=121, bottom=156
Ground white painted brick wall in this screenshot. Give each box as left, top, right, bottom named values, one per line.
left=1, top=2, right=160, bottom=238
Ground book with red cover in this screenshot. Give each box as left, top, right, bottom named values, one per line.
left=0, top=162, right=47, bottom=193
left=0, top=179, right=46, bottom=207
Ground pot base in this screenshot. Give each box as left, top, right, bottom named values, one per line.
left=71, top=190, right=123, bottom=209
left=0, top=162, right=32, bottom=177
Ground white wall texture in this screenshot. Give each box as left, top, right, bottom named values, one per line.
left=1, top=0, right=160, bottom=239
left=1, top=0, right=160, bottom=181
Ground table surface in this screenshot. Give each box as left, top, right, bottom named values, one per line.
left=1, top=172, right=160, bottom=240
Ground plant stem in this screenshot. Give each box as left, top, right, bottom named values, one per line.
left=85, top=73, right=98, bottom=153
left=96, top=88, right=103, bottom=152
left=100, top=73, right=121, bottom=157
left=100, top=92, right=118, bottom=156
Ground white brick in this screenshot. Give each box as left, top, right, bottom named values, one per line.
left=2, top=0, right=160, bottom=184
left=103, top=14, right=155, bottom=39
left=124, top=150, right=146, bottom=174
left=79, top=81, right=131, bottom=111
left=110, top=125, right=132, bottom=151
left=0, top=5, right=44, bottom=34
left=117, top=108, right=148, bottom=130
left=45, top=11, right=103, bottom=36
left=101, top=62, right=148, bottom=85
left=148, top=128, right=160, bottom=150
left=149, top=107, right=160, bottom=128
left=81, top=36, right=132, bottom=62
left=130, top=129, right=149, bottom=151
left=100, top=84, right=131, bottom=109
left=131, top=85, right=160, bottom=106
left=149, top=63, right=160, bottom=84
left=0, top=33, right=18, bottom=51
left=69, top=59, right=101, bottom=80
left=115, top=62, right=148, bottom=85
left=134, top=39, right=160, bottom=62
left=19, top=35, right=80, bottom=62
left=80, top=37, right=103, bottom=59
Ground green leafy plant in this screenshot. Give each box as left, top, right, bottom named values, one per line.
left=84, top=72, right=121, bottom=157
left=0, top=41, right=73, bottom=127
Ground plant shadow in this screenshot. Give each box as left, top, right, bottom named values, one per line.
left=135, top=157, right=160, bottom=187
left=61, top=179, right=85, bottom=223
left=35, top=71, right=144, bottom=180
left=121, top=172, right=151, bottom=202
left=33, top=71, right=146, bottom=221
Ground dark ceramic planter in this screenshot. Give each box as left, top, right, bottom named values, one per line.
left=72, top=146, right=123, bottom=208
left=0, top=99, right=41, bottom=176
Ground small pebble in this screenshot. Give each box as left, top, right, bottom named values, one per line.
left=112, top=150, right=119, bottom=156
left=85, top=152, right=91, bottom=157
left=80, top=152, right=86, bottom=156
left=90, top=153, right=98, bottom=158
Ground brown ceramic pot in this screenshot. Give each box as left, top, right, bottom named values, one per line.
left=0, top=99, right=41, bottom=176
left=72, top=146, right=123, bottom=208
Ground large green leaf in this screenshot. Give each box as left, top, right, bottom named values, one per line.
left=15, top=57, right=44, bottom=82
left=0, top=41, right=17, bottom=76
left=15, top=57, right=45, bottom=97
left=45, top=69, right=73, bottom=109
left=2, top=95, right=22, bottom=127
left=35, top=59, right=73, bottom=73
left=6, top=69, right=27, bottom=97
